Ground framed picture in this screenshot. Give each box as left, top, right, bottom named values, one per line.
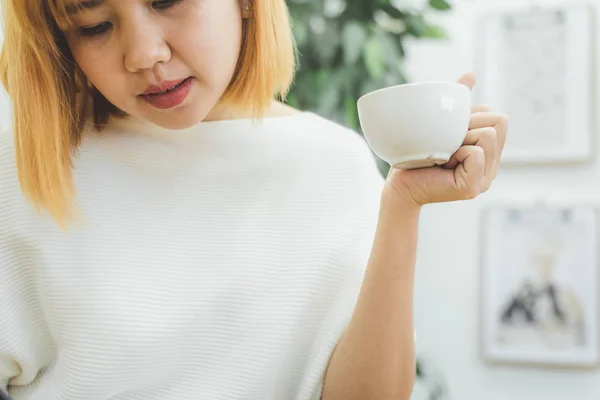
left=480, top=204, right=599, bottom=368
left=475, top=5, right=593, bottom=164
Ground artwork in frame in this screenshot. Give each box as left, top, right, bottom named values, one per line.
left=475, top=5, right=593, bottom=164
left=480, top=204, right=599, bottom=368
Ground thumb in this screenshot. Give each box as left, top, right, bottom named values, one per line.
left=456, top=72, right=476, bottom=91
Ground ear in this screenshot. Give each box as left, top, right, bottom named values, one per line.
left=240, top=0, right=251, bottom=19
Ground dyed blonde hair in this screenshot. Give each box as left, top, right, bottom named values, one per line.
left=0, top=0, right=296, bottom=229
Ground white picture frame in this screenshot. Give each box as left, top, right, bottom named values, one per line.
left=480, top=204, right=599, bottom=368
left=475, top=5, right=594, bottom=164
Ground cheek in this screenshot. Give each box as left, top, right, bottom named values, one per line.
left=172, top=6, right=243, bottom=89
left=71, top=45, right=123, bottom=92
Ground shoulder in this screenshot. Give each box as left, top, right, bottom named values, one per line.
left=277, top=112, right=384, bottom=178
left=266, top=102, right=373, bottom=156
left=266, top=112, right=386, bottom=209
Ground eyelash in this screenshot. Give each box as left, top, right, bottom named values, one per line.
left=78, top=0, right=183, bottom=38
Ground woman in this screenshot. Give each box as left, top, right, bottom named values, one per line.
left=0, top=0, right=508, bottom=399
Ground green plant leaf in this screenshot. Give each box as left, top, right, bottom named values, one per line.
left=342, top=22, right=367, bottom=65
left=292, top=21, right=309, bottom=47
left=395, top=61, right=407, bottom=83
left=423, top=24, right=448, bottom=38
left=360, top=79, right=382, bottom=98
left=285, top=92, right=300, bottom=108
left=380, top=4, right=408, bottom=20
left=344, top=95, right=359, bottom=130
left=429, top=0, right=451, bottom=11
left=405, top=14, right=428, bottom=37
left=313, top=23, right=342, bottom=66
left=377, top=31, right=401, bottom=70
left=319, top=81, right=341, bottom=115
left=363, top=36, right=386, bottom=80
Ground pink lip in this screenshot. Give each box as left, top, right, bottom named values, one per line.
left=140, top=77, right=193, bottom=110
left=141, top=79, right=187, bottom=95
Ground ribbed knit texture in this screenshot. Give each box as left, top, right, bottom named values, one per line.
left=0, top=112, right=384, bottom=400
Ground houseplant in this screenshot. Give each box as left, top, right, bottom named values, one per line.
left=286, top=0, right=452, bottom=177
left=286, top=0, right=451, bottom=127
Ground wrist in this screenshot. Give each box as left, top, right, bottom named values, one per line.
left=381, top=183, right=422, bottom=217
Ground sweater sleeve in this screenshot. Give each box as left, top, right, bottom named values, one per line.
left=0, top=131, right=54, bottom=393
left=307, top=132, right=387, bottom=400
left=0, top=234, right=55, bottom=393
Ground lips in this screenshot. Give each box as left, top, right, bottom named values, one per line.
left=141, top=78, right=190, bottom=96
left=140, top=77, right=193, bottom=110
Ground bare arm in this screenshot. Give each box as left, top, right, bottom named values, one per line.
left=321, top=73, right=507, bottom=399
left=321, top=187, right=421, bottom=400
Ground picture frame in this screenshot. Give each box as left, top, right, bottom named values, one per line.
left=475, top=4, right=594, bottom=164
left=480, top=203, right=599, bottom=368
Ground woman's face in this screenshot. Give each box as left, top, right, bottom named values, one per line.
left=61, top=0, right=244, bottom=129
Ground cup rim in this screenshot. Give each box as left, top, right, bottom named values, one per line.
left=357, top=81, right=469, bottom=106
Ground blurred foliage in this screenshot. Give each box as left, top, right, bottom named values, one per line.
left=286, top=0, right=453, bottom=130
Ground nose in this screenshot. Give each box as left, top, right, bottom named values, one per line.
left=123, top=23, right=171, bottom=73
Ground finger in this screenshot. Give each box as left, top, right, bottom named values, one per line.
left=469, top=112, right=509, bottom=176
left=494, top=113, right=509, bottom=155
left=471, top=105, right=491, bottom=113
left=452, top=145, right=485, bottom=200
left=469, top=112, right=505, bottom=130
left=456, top=72, right=477, bottom=91
left=493, top=114, right=508, bottom=177
left=444, top=128, right=497, bottom=184
left=466, top=128, right=497, bottom=188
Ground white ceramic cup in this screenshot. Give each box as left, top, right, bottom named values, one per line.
left=357, top=81, right=471, bottom=169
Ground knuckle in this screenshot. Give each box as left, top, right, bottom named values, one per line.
left=473, top=145, right=486, bottom=159
left=463, top=187, right=480, bottom=200
left=498, top=113, right=509, bottom=125
left=481, top=181, right=492, bottom=193
left=483, top=127, right=497, bottom=139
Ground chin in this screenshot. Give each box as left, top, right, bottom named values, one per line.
left=146, top=106, right=211, bottom=131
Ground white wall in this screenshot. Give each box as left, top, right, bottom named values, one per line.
left=407, top=1, right=600, bottom=399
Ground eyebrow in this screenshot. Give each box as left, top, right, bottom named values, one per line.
left=64, top=0, right=104, bottom=16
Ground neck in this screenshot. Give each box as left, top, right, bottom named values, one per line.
left=204, top=100, right=300, bottom=122
left=204, top=102, right=253, bottom=122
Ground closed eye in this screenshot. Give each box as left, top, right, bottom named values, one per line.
left=75, top=0, right=184, bottom=38
left=152, top=0, right=183, bottom=10
left=79, top=21, right=112, bottom=37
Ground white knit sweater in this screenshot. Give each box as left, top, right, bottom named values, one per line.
left=0, top=112, right=385, bottom=400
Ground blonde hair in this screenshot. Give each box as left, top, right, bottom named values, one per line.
left=0, top=0, right=297, bottom=229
